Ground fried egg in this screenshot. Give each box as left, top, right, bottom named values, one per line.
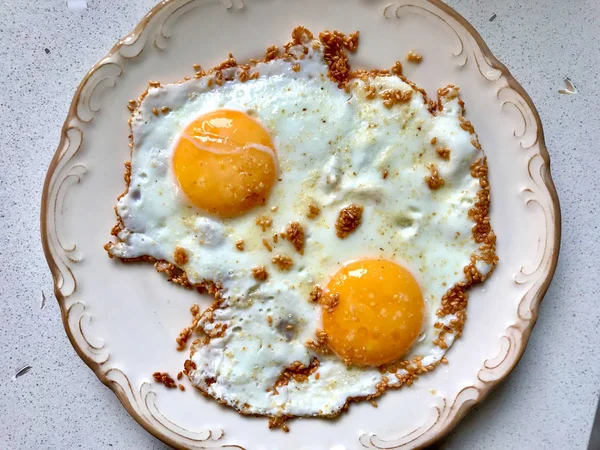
left=106, top=28, right=496, bottom=420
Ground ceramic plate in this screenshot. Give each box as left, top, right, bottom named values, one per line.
left=41, top=0, right=560, bottom=448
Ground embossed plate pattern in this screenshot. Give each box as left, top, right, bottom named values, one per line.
left=41, top=0, right=560, bottom=448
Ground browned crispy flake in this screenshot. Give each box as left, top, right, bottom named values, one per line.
left=345, top=31, right=360, bottom=52
left=179, top=384, right=185, bottom=391
left=307, top=203, right=321, bottom=219
left=468, top=158, right=495, bottom=247
left=438, top=84, right=460, bottom=100
left=268, top=415, right=290, bottom=432
left=194, top=68, right=206, bottom=79
left=252, top=265, right=268, bottom=281
left=123, top=161, right=132, bottom=183
left=309, top=285, right=323, bottom=302
left=433, top=331, right=449, bottom=349
left=375, top=376, right=389, bottom=393
left=183, top=359, right=197, bottom=375
left=430, top=136, right=437, bottom=145
left=272, top=254, right=293, bottom=271
left=336, top=204, right=363, bottom=238
left=318, top=30, right=358, bottom=87
left=438, top=284, right=468, bottom=317
left=152, top=372, right=177, bottom=389
left=201, top=298, right=224, bottom=325
left=262, top=238, right=273, bottom=252
left=425, top=164, right=445, bottom=190
left=256, top=216, right=272, bottom=231
left=436, top=147, right=451, bottom=160
left=291, top=26, right=314, bottom=45
left=459, top=116, right=475, bottom=134
left=436, top=84, right=460, bottom=111
left=265, top=45, right=279, bottom=61
left=319, top=292, right=340, bottom=313
left=272, top=358, right=320, bottom=393
left=291, top=63, right=301, bottom=72
left=383, top=170, right=389, bottom=179
left=391, top=60, right=403, bottom=75
left=238, top=68, right=249, bottom=82
left=154, top=260, right=192, bottom=287
left=305, top=329, right=330, bottom=354
left=176, top=303, right=203, bottom=351
left=108, top=218, right=123, bottom=238
left=364, top=83, right=377, bottom=99
left=204, top=322, right=228, bottom=340
left=464, top=259, right=485, bottom=284
left=152, top=107, right=159, bottom=116
left=379, top=88, right=413, bottom=108
left=214, top=53, right=237, bottom=72
left=235, top=239, right=244, bottom=251
left=407, top=50, right=423, bottom=63
left=110, top=206, right=127, bottom=235
left=173, top=246, right=189, bottom=265
left=285, top=221, right=305, bottom=254
left=176, top=327, right=192, bottom=351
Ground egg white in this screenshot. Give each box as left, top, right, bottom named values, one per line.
left=108, top=39, right=493, bottom=417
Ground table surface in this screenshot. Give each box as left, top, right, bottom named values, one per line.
left=1, top=1, right=599, bottom=449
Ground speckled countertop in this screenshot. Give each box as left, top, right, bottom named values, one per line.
left=1, top=1, right=599, bottom=449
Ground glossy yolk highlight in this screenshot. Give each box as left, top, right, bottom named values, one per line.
left=173, top=109, right=277, bottom=218
left=322, top=259, right=425, bottom=366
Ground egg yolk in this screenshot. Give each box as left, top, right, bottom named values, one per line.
left=322, top=259, right=425, bottom=366
left=172, top=109, right=277, bottom=217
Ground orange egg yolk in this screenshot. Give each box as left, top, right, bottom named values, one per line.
left=172, top=109, right=278, bottom=218
left=322, top=259, right=425, bottom=366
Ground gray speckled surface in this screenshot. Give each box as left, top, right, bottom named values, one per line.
left=0, top=1, right=598, bottom=449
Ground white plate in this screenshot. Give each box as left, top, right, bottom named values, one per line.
left=41, top=0, right=560, bottom=448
